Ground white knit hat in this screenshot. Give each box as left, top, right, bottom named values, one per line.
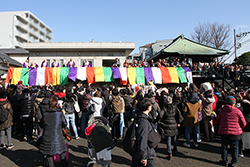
left=202, top=82, right=212, bottom=92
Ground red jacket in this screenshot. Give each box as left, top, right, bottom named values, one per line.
left=218, top=104, right=246, bottom=136
left=55, top=92, right=66, bottom=98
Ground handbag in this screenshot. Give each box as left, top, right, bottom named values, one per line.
left=62, top=127, right=72, bottom=141
left=72, top=97, right=80, bottom=113
left=147, top=123, right=162, bottom=149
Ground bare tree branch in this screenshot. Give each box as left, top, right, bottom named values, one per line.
left=191, top=21, right=231, bottom=49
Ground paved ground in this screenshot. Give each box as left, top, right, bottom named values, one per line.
left=0, top=135, right=249, bottom=167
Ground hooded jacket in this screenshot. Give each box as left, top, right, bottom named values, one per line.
left=241, top=99, right=250, bottom=132
left=132, top=113, right=156, bottom=160
left=218, top=104, right=246, bottom=136
left=0, top=99, right=13, bottom=130
left=199, top=94, right=215, bottom=120
left=87, top=97, right=104, bottom=120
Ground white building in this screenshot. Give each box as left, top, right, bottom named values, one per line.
left=0, top=11, right=53, bottom=49
left=10, top=41, right=135, bottom=67
left=138, top=39, right=173, bottom=60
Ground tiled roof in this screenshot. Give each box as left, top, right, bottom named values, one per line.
left=0, top=65, right=8, bottom=71
left=0, top=53, right=22, bottom=66
left=0, top=48, right=29, bottom=54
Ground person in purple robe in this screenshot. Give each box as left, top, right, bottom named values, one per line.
left=23, top=59, right=30, bottom=68
left=41, top=59, right=48, bottom=68
left=67, top=58, right=75, bottom=67
left=29, top=62, right=38, bottom=70
left=51, top=59, right=60, bottom=67
left=82, top=59, right=92, bottom=67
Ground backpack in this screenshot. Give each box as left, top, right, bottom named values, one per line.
left=111, top=96, right=123, bottom=114
left=87, top=101, right=96, bottom=115
left=0, top=105, right=8, bottom=124
left=122, top=116, right=162, bottom=155
left=122, top=118, right=138, bottom=155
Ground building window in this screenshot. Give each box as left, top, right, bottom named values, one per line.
left=81, top=59, right=85, bottom=66
left=89, top=59, right=93, bottom=67
left=46, top=59, right=50, bottom=67
left=159, top=45, right=162, bottom=47
left=81, top=59, right=93, bottom=67
left=60, top=59, right=64, bottom=67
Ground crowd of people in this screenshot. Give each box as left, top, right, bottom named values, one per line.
left=1, top=80, right=250, bottom=166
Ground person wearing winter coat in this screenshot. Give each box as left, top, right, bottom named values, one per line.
left=101, top=86, right=111, bottom=118
left=109, top=88, right=125, bottom=139
left=0, top=88, right=14, bottom=149
left=37, top=92, right=52, bottom=121
left=131, top=98, right=156, bottom=167
left=19, top=88, right=33, bottom=142
left=87, top=91, right=104, bottom=121
left=62, top=90, right=79, bottom=139
left=159, top=96, right=183, bottom=160
left=39, top=96, right=68, bottom=167
left=147, top=90, right=161, bottom=125
left=122, top=88, right=133, bottom=127
left=218, top=96, right=246, bottom=167
left=199, top=89, right=215, bottom=141
left=241, top=94, right=250, bottom=153
left=183, top=85, right=202, bottom=148
left=79, top=88, right=92, bottom=133
left=9, top=88, right=22, bottom=136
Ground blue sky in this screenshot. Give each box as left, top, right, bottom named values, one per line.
left=1, top=0, right=250, bottom=53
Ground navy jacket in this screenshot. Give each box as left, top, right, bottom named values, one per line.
left=132, top=113, right=156, bottom=160
left=39, top=109, right=67, bottom=155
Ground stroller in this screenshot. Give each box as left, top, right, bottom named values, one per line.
left=86, top=116, right=114, bottom=167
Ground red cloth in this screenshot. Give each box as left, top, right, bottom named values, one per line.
left=86, top=67, right=95, bottom=84
left=120, top=78, right=127, bottom=85
left=213, top=94, right=219, bottom=125
left=45, top=67, right=53, bottom=85
left=160, top=67, right=171, bottom=84
left=55, top=92, right=66, bottom=98
left=212, top=94, right=218, bottom=111
left=85, top=124, right=96, bottom=136
left=218, top=104, right=247, bottom=136
left=5, top=68, right=14, bottom=84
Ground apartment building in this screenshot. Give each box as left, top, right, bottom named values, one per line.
left=0, top=11, right=53, bottom=48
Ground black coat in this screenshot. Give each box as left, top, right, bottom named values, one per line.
left=63, top=99, right=75, bottom=114
left=9, top=94, right=20, bottom=116
left=158, top=104, right=183, bottom=137
left=19, top=93, right=33, bottom=116
left=132, top=113, right=156, bottom=160
left=241, top=99, right=250, bottom=132
left=37, top=97, right=50, bottom=120
left=122, top=95, right=133, bottom=117
left=39, top=109, right=67, bottom=155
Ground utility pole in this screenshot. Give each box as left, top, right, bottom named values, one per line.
left=234, top=29, right=237, bottom=60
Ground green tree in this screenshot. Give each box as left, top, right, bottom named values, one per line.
left=234, top=51, right=250, bottom=65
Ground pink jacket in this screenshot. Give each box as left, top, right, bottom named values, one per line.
left=218, top=104, right=246, bottom=136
